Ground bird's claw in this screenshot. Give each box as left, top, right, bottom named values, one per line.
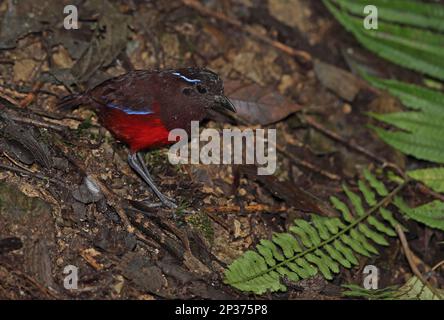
left=141, top=196, right=177, bottom=209
left=161, top=197, right=178, bottom=209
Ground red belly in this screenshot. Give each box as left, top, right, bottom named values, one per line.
left=99, top=108, right=171, bottom=153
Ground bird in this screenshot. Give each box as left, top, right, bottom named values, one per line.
left=58, top=67, right=236, bottom=208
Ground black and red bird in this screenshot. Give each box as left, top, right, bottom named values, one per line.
left=59, top=68, right=236, bottom=208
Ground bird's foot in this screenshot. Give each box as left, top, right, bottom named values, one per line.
left=160, top=196, right=178, bottom=209
left=141, top=196, right=177, bottom=209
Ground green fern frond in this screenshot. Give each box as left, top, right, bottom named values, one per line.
left=325, top=0, right=444, bottom=163
left=363, top=76, right=444, bottom=114
left=224, top=172, right=407, bottom=294
left=369, top=125, right=444, bottom=164
left=343, top=277, right=444, bottom=300
left=362, top=76, right=444, bottom=164
left=369, top=112, right=444, bottom=136
left=332, top=13, right=444, bottom=58
left=408, top=167, right=444, bottom=193
left=332, top=0, right=444, bottom=32
left=395, top=277, right=444, bottom=300
left=323, top=0, right=444, bottom=80
left=342, top=284, right=398, bottom=300
left=394, top=197, right=444, bottom=232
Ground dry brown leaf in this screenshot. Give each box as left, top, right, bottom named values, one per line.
left=225, top=80, right=303, bottom=125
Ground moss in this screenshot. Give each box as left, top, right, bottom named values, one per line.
left=77, top=115, right=93, bottom=132
left=142, top=149, right=166, bottom=169
left=0, top=182, right=52, bottom=220
left=186, top=211, right=214, bottom=244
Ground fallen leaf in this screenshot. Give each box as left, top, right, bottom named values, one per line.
left=52, top=45, right=74, bottom=69
left=80, top=248, right=104, bottom=271
left=13, top=59, right=39, bottom=82
left=121, top=253, right=168, bottom=295
left=225, top=80, right=303, bottom=125
left=314, top=59, right=368, bottom=102
left=268, top=0, right=310, bottom=29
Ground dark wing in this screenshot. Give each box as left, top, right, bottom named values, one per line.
left=88, top=71, right=157, bottom=115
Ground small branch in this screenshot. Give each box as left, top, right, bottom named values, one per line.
left=0, top=92, right=21, bottom=106
left=205, top=204, right=288, bottom=214
left=181, top=0, right=312, bottom=65
left=276, top=144, right=341, bottom=180
left=3, top=151, right=37, bottom=173
left=0, top=263, right=60, bottom=299
left=417, top=183, right=444, bottom=202
left=205, top=204, right=288, bottom=233
left=396, top=224, right=443, bottom=299
left=224, top=111, right=341, bottom=180
left=0, top=162, right=67, bottom=188
left=2, top=108, right=67, bottom=132
left=305, top=115, right=384, bottom=163
left=305, top=115, right=405, bottom=178
left=20, top=81, right=43, bottom=107
left=205, top=210, right=232, bottom=233
left=432, top=260, right=444, bottom=272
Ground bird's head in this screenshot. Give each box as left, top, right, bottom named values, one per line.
left=156, top=68, right=235, bottom=133
left=167, top=67, right=236, bottom=113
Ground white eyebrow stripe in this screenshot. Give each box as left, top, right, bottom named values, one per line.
left=172, top=72, right=201, bottom=84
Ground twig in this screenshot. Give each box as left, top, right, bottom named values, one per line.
left=305, top=115, right=405, bottom=178
left=205, top=203, right=287, bottom=214
left=0, top=263, right=60, bottom=299
left=53, top=141, right=133, bottom=230
left=92, top=175, right=134, bottom=231
left=276, top=144, right=341, bottom=180
left=28, top=107, right=87, bottom=122
left=158, top=218, right=191, bottom=252
left=16, top=270, right=60, bottom=299
left=417, top=183, right=444, bottom=202
left=20, top=81, right=43, bottom=107
left=305, top=115, right=385, bottom=163
left=205, top=204, right=290, bottom=235
left=0, top=90, right=21, bottom=106
left=3, top=109, right=67, bottom=132
left=223, top=110, right=341, bottom=180
left=127, top=210, right=186, bottom=260
left=395, top=224, right=443, bottom=299
left=205, top=210, right=232, bottom=233
left=0, top=58, right=14, bottom=64
left=0, top=162, right=67, bottom=188
left=181, top=0, right=312, bottom=65
left=85, top=174, right=160, bottom=248
left=432, top=260, right=444, bottom=272
left=53, top=140, right=167, bottom=249
left=3, top=151, right=37, bottom=173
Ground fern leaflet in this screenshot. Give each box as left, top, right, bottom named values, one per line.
left=224, top=170, right=407, bottom=294
left=323, top=0, right=444, bottom=80
left=343, top=276, right=444, bottom=300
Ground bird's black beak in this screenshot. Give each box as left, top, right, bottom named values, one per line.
left=213, top=95, right=236, bottom=113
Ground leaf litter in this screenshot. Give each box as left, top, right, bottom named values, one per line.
left=0, top=0, right=442, bottom=300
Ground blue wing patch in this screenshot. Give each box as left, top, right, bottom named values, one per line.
left=106, top=102, right=153, bottom=115
left=172, top=72, right=201, bottom=84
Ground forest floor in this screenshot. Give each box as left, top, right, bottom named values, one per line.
left=0, top=0, right=443, bottom=299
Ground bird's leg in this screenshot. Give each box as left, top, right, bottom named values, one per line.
left=127, top=153, right=177, bottom=209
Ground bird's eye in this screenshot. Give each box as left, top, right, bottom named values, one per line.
left=182, top=87, right=192, bottom=96
left=197, top=85, right=207, bottom=94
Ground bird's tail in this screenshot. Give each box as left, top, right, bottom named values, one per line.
left=57, top=93, right=88, bottom=110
